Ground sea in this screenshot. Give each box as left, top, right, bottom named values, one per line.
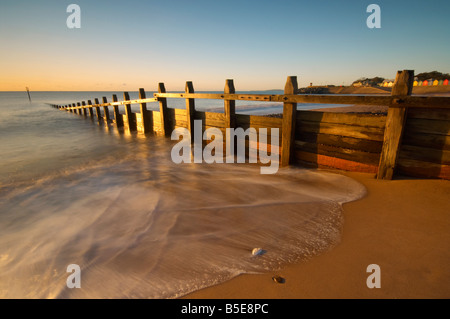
left=0, top=91, right=365, bottom=298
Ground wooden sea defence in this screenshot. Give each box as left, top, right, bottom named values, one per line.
left=50, top=70, right=450, bottom=180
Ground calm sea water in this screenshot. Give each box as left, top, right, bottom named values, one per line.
left=0, top=91, right=364, bottom=298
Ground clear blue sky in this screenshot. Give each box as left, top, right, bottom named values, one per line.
left=1, top=0, right=449, bottom=90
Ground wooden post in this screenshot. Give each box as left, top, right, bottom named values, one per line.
left=72, top=103, right=76, bottom=113
left=76, top=102, right=82, bottom=115
left=102, top=97, right=110, bottom=123
left=139, top=88, right=152, bottom=133
left=158, top=83, right=169, bottom=136
left=281, top=76, right=298, bottom=167
left=94, top=98, right=102, bottom=122
left=185, top=81, right=195, bottom=141
left=377, top=70, right=414, bottom=180
left=123, top=92, right=136, bottom=132
left=112, top=94, right=123, bottom=128
left=224, top=79, right=236, bottom=129
left=87, top=100, right=94, bottom=117
left=82, top=101, right=87, bottom=116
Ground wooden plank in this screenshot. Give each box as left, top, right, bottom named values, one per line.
left=402, top=130, right=450, bottom=151
left=398, top=157, right=450, bottom=180
left=296, top=131, right=383, bottom=153
left=158, top=83, right=169, bottom=136
left=295, top=140, right=380, bottom=165
left=397, top=158, right=450, bottom=180
left=377, top=70, right=414, bottom=180
left=185, top=81, right=195, bottom=142
left=235, top=114, right=283, bottom=128
left=281, top=76, right=298, bottom=166
left=123, top=92, right=136, bottom=132
left=295, top=150, right=378, bottom=174
left=407, top=108, right=450, bottom=121
left=296, top=110, right=386, bottom=128
left=399, top=145, right=450, bottom=165
left=139, top=88, right=152, bottom=133
left=404, top=118, right=450, bottom=136
left=297, top=120, right=385, bottom=141
left=153, top=92, right=450, bottom=109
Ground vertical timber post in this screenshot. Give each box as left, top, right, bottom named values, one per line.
left=185, top=81, right=195, bottom=142
left=87, top=100, right=94, bottom=117
left=377, top=70, right=414, bottom=180
left=281, top=76, right=298, bottom=167
left=112, top=94, right=123, bottom=129
left=123, top=92, right=136, bottom=132
left=158, top=83, right=169, bottom=136
left=94, top=98, right=102, bottom=123
left=139, top=88, right=151, bottom=133
left=102, top=97, right=110, bottom=124
left=224, top=79, right=236, bottom=129
left=76, top=102, right=81, bottom=115
left=82, top=101, right=87, bottom=116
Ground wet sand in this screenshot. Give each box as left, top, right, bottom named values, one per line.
left=185, top=101, right=450, bottom=299
left=185, top=170, right=450, bottom=299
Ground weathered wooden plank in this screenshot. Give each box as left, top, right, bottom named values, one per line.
left=377, top=70, right=414, bottom=180
left=296, top=131, right=383, bottom=153
left=397, top=158, right=450, bottom=180
left=295, top=150, right=378, bottom=174
left=195, top=112, right=226, bottom=127
left=296, top=110, right=386, bottom=128
left=404, top=118, right=450, bottom=136
left=297, top=120, right=385, bottom=141
left=402, top=130, right=450, bottom=151
left=399, top=145, right=450, bottom=165
left=281, top=76, right=298, bottom=166
left=153, top=92, right=450, bottom=109
left=295, top=140, right=380, bottom=165
left=407, top=108, right=450, bottom=121
left=235, top=114, right=283, bottom=128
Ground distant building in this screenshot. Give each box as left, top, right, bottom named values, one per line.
left=381, top=79, right=394, bottom=87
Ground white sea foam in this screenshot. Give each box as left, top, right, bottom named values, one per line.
left=0, top=92, right=365, bottom=298
left=0, top=147, right=365, bottom=298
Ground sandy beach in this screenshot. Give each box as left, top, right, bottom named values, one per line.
left=185, top=100, right=450, bottom=299
left=185, top=170, right=450, bottom=299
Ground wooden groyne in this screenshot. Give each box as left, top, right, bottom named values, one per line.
left=50, top=70, right=450, bottom=180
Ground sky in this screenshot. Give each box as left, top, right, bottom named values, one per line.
left=0, top=0, right=449, bottom=91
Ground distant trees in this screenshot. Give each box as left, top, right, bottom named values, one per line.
left=415, top=71, right=450, bottom=81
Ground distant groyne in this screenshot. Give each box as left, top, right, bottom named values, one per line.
left=50, top=70, right=450, bottom=180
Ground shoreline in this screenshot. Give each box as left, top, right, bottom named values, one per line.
left=184, top=170, right=450, bottom=299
